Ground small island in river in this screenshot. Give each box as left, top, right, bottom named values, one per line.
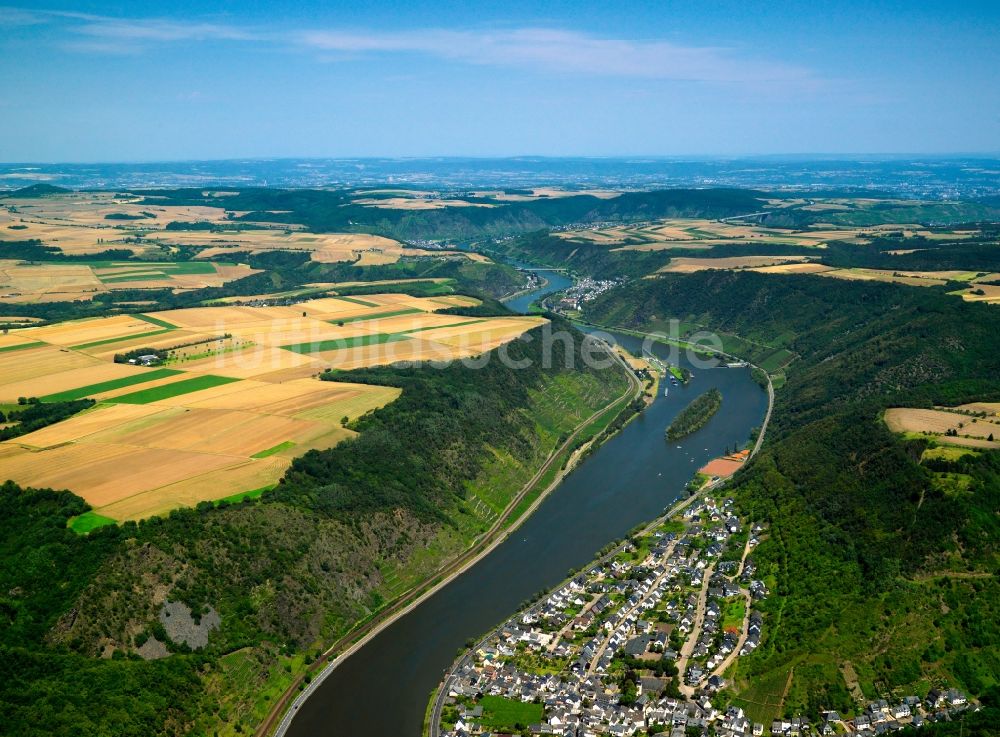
left=666, top=388, right=723, bottom=441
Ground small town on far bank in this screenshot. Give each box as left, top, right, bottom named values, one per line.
left=430, top=493, right=976, bottom=737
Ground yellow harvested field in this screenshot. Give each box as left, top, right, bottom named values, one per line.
left=0, top=443, right=238, bottom=506
left=2, top=191, right=487, bottom=274
left=750, top=262, right=836, bottom=275
left=957, top=284, right=1000, bottom=304
left=813, top=268, right=948, bottom=287
left=315, top=338, right=454, bottom=369
left=434, top=331, right=534, bottom=354
left=428, top=295, right=480, bottom=308
left=0, top=345, right=100, bottom=391
left=12, top=404, right=164, bottom=448
left=24, top=314, right=164, bottom=346
left=208, top=278, right=460, bottom=304
left=412, top=317, right=543, bottom=343
left=145, top=227, right=475, bottom=265
left=0, top=295, right=543, bottom=520
left=0, top=258, right=258, bottom=304
left=86, top=407, right=319, bottom=455
left=293, top=384, right=401, bottom=423
left=0, top=362, right=141, bottom=402
left=658, top=256, right=812, bottom=273
left=0, top=332, right=45, bottom=349
left=178, top=346, right=319, bottom=379
left=95, top=457, right=290, bottom=521
left=884, top=407, right=1000, bottom=447
left=552, top=214, right=990, bottom=257
left=956, top=402, right=1000, bottom=416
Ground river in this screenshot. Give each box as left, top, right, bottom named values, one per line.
left=284, top=271, right=767, bottom=737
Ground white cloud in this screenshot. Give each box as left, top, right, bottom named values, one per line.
left=299, top=27, right=813, bottom=84
left=4, top=6, right=816, bottom=86
left=0, top=6, right=45, bottom=26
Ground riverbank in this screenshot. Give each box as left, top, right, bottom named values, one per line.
left=572, top=318, right=776, bottom=454
left=500, top=272, right=550, bottom=304
left=261, top=341, right=644, bottom=737
left=424, top=464, right=739, bottom=737
left=424, top=362, right=776, bottom=736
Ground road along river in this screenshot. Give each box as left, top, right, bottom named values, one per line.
left=281, top=278, right=768, bottom=737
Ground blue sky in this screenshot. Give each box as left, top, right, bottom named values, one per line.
left=1, top=1, right=998, bottom=161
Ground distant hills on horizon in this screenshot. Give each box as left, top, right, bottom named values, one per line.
left=1, top=155, right=999, bottom=198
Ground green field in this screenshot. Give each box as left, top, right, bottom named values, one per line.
left=281, top=333, right=410, bottom=354
left=0, top=341, right=45, bottom=354
left=214, top=485, right=274, bottom=506
left=70, top=327, right=174, bottom=350
left=106, top=374, right=241, bottom=404
left=68, top=511, right=117, bottom=534
left=97, top=263, right=217, bottom=284
left=402, top=319, right=486, bottom=334
left=251, top=441, right=296, bottom=459
left=40, top=368, right=181, bottom=402
left=334, top=308, right=422, bottom=324
left=135, top=313, right=180, bottom=329
left=331, top=295, right=379, bottom=307
left=477, top=695, right=543, bottom=729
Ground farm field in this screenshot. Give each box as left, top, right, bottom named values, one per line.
left=206, top=277, right=456, bottom=305
left=759, top=265, right=1000, bottom=298
left=0, top=294, right=544, bottom=522
left=0, top=258, right=258, bottom=303
left=657, top=255, right=813, bottom=273
left=554, top=212, right=982, bottom=253
left=0, top=190, right=245, bottom=256
left=884, top=407, right=1000, bottom=449
left=1, top=190, right=488, bottom=276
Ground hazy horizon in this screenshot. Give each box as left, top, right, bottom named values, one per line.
left=4, top=152, right=1000, bottom=166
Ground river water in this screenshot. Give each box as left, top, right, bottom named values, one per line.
left=285, top=270, right=767, bottom=737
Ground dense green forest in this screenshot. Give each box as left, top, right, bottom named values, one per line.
left=487, top=230, right=675, bottom=279
left=0, top=319, right=630, bottom=736
left=665, top=388, right=722, bottom=441
left=583, top=271, right=1000, bottom=723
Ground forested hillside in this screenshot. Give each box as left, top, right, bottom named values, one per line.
left=134, top=187, right=766, bottom=240
left=0, top=318, right=630, bottom=736
left=583, top=272, right=1000, bottom=725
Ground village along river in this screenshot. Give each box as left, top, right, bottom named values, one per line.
left=284, top=268, right=768, bottom=737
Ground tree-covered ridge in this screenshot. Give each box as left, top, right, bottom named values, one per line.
left=0, top=319, right=630, bottom=736
left=665, top=388, right=722, bottom=440
left=488, top=230, right=675, bottom=279
left=273, top=316, right=627, bottom=520
left=582, top=271, right=1000, bottom=723
left=131, top=186, right=766, bottom=240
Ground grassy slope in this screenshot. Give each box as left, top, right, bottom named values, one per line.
left=583, top=271, right=1000, bottom=723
